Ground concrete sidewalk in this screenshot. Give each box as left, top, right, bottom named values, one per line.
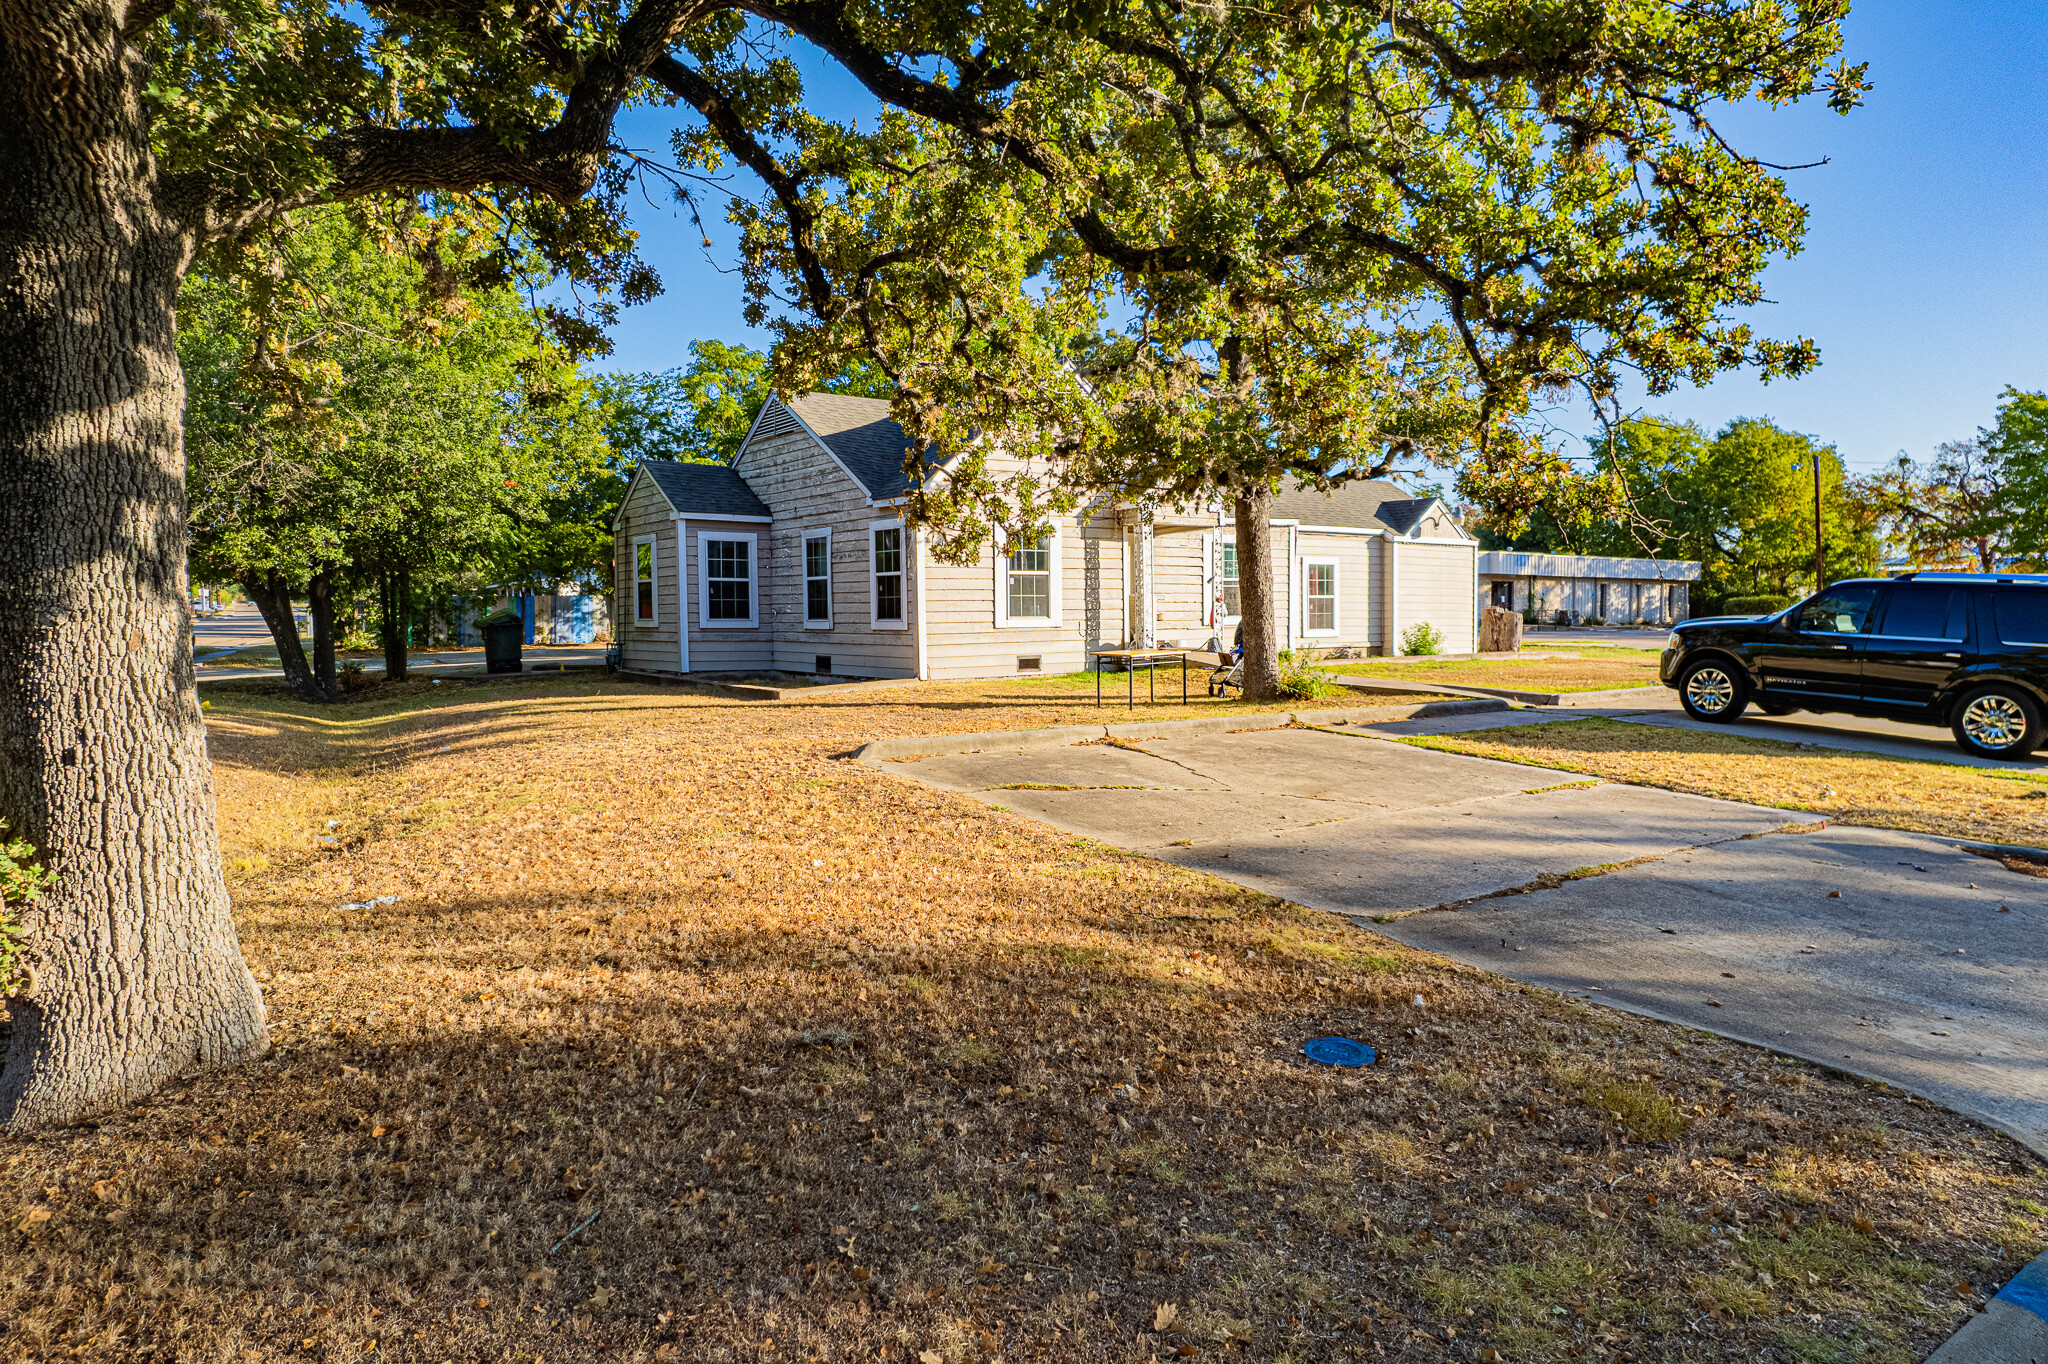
left=872, top=718, right=2048, bottom=1164
left=1373, top=822, right=2048, bottom=1159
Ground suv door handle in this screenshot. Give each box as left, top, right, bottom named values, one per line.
left=1829, top=644, right=1849, bottom=651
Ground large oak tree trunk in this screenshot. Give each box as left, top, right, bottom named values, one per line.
left=0, top=5, right=268, bottom=1126
left=1232, top=482, right=1282, bottom=701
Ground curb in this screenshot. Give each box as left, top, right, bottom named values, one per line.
left=850, top=697, right=1510, bottom=762
left=1926, top=1250, right=2048, bottom=1363
left=1949, top=837, right=2048, bottom=866
left=1331, top=675, right=1669, bottom=707
left=615, top=669, right=923, bottom=702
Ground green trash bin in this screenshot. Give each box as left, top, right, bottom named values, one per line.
left=481, top=606, right=524, bottom=674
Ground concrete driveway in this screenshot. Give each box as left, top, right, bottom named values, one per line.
left=870, top=719, right=2048, bottom=1156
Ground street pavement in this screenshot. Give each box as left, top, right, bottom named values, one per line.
left=872, top=720, right=2048, bottom=1158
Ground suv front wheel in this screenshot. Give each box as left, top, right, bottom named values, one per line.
left=1680, top=659, right=1750, bottom=723
left=1951, top=685, right=2044, bottom=760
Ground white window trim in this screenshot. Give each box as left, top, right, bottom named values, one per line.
left=630, top=533, right=659, bottom=627
left=1301, top=557, right=1340, bottom=637
left=698, top=530, right=759, bottom=629
left=1216, top=536, right=1242, bottom=627
left=868, top=518, right=909, bottom=631
left=801, top=528, right=834, bottom=630
left=993, top=526, right=1063, bottom=628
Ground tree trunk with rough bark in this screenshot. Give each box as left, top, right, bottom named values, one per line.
left=1232, top=482, right=1282, bottom=701
left=239, top=567, right=323, bottom=701
left=307, top=567, right=337, bottom=698
left=0, top=7, right=268, bottom=1127
left=378, top=568, right=411, bottom=682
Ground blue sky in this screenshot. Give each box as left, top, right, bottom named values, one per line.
left=597, top=2, right=2047, bottom=474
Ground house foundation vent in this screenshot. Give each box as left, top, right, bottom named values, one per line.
left=815, top=655, right=832, bottom=675
left=1017, top=655, right=1042, bottom=673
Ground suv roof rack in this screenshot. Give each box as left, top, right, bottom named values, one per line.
left=1889, top=570, right=2048, bottom=583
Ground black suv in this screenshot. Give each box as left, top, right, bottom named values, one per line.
left=1659, top=573, right=2048, bottom=759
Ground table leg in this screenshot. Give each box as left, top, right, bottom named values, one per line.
left=1096, top=660, right=1101, bottom=708
left=1149, top=661, right=1155, bottom=705
left=1128, top=662, right=1135, bottom=710
left=1182, top=653, right=1188, bottom=704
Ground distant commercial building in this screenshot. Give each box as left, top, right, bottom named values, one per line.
left=1477, top=551, right=1699, bottom=626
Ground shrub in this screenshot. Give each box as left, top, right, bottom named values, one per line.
left=1, top=818, right=57, bottom=997
left=339, top=659, right=374, bottom=694
left=1400, top=621, right=1446, bottom=656
left=1722, top=594, right=1793, bottom=617
left=1276, top=647, right=1340, bottom=700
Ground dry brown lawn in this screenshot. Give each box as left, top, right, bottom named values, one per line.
left=1396, top=717, right=2048, bottom=847
left=1327, top=649, right=1663, bottom=695
left=4, top=674, right=2044, bottom=1364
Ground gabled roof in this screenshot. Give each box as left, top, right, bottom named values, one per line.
left=772, top=393, right=949, bottom=502
left=1268, top=477, right=1465, bottom=538
left=639, top=459, right=773, bottom=520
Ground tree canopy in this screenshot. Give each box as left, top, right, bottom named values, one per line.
left=1488, top=415, right=1880, bottom=605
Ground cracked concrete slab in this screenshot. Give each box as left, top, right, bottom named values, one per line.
left=1151, top=781, right=1807, bottom=915
left=886, top=742, right=1228, bottom=793
left=1131, top=726, right=1551, bottom=806
left=1371, top=824, right=2048, bottom=1157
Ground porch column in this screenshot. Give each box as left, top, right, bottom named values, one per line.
left=1128, top=501, right=1156, bottom=648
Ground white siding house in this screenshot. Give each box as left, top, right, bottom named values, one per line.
left=611, top=394, right=1483, bottom=678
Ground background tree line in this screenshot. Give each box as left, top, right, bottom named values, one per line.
left=1484, top=388, right=2048, bottom=614
left=182, top=210, right=881, bottom=702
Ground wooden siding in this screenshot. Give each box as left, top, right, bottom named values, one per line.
left=921, top=506, right=1127, bottom=679
left=682, top=519, right=776, bottom=672
left=1294, top=530, right=1379, bottom=652
left=1151, top=528, right=1210, bottom=646
left=732, top=423, right=918, bottom=677
left=1394, top=541, right=1477, bottom=653
left=613, top=472, right=683, bottom=673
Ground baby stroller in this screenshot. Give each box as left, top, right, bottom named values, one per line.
left=1207, top=625, right=1243, bottom=697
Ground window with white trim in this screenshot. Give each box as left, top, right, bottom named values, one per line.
left=1005, top=535, right=1053, bottom=620
left=803, top=531, right=832, bottom=627
left=871, top=525, right=905, bottom=626
left=1220, top=544, right=1241, bottom=618
left=631, top=536, right=658, bottom=625
left=1304, top=559, right=1338, bottom=634
left=699, top=533, right=756, bottom=627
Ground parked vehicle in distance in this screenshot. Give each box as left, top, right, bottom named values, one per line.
left=1659, top=573, right=2048, bottom=759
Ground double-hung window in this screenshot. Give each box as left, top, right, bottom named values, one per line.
left=871, top=524, right=905, bottom=627
left=1006, top=536, right=1053, bottom=621
left=700, top=534, right=756, bottom=627
left=803, top=532, right=832, bottom=627
left=631, top=537, right=657, bottom=624
left=1304, top=560, right=1337, bottom=634
left=1220, top=544, right=1241, bottom=618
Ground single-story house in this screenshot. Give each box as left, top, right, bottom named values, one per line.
left=1477, top=551, right=1699, bottom=626
left=610, top=392, right=1482, bottom=680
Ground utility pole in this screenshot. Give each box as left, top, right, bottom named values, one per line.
left=1812, top=453, right=1825, bottom=591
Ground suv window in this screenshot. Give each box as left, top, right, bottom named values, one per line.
left=1796, top=584, right=1880, bottom=635
left=1991, top=589, right=2048, bottom=647
left=1876, top=584, right=1967, bottom=641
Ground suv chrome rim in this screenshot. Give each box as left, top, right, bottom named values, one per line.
left=1961, top=694, right=2027, bottom=749
left=1685, top=667, right=1736, bottom=715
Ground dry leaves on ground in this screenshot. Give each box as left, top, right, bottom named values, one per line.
left=1, top=675, right=2041, bottom=1364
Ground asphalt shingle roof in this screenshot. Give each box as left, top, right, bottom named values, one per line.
left=782, top=393, right=945, bottom=500
left=640, top=459, right=773, bottom=520
left=1268, top=477, right=1446, bottom=535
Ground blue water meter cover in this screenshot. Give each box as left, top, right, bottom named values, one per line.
left=1302, top=1036, right=1377, bottom=1067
